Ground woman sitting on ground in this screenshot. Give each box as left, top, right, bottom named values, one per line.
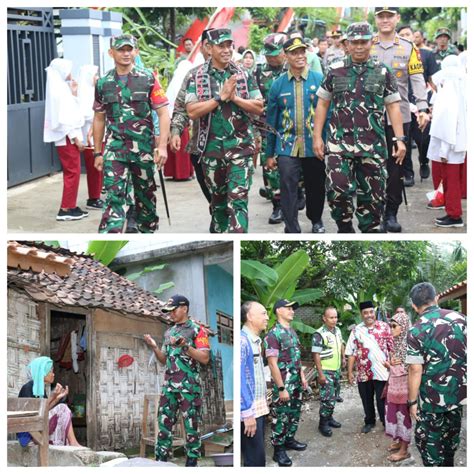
left=385, top=309, right=412, bottom=462
left=18, top=356, right=83, bottom=447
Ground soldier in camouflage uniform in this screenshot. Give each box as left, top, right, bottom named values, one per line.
left=313, top=22, right=406, bottom=233
left=185, top=28, right=264, bottom=233
left=144, top=294, right=210, bottom=467
left=255, top=33, right=288, bottom=224
left=170, top=29, right=214, bottom=204
left=93, top=34, right=170, bottom=233
left=433, top=27, right=459, bottom=67
left=406, top=282, right=466, bottom=467
left=312, top=307, right=345, bottom=437
left=264, top=299, right=308, bottom=467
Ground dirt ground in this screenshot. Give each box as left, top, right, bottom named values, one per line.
left=264, top=382, right=467, bottom=467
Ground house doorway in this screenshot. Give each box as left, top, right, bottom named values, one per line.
left=49, top=309, right=89, bottom=446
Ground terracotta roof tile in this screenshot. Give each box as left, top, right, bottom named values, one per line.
left=7, top=241, right=171, bottom=324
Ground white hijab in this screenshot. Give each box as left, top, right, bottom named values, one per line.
left=430, top=55, right=467, bottom=152
left=43, top=58, right=84, bottom=143
left=77, top=64, right=99, bottom=122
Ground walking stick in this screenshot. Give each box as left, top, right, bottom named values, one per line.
left=158, top=168, right=171, bottom=226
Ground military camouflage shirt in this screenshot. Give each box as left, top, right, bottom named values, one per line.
left=406, top=305, right=467, bottom=413
left=317, top=55, right=401, bottom=158
left=185, top=59, right=262, bottom=159
left=161, top=319, right=210, bottom=387
left=264, top=322, right=302, bottom=387
left=255, top=62, right=287, bottom=104
left=94, top=66, right=168, bottom=160
left=434, top=44, right=459, bottom=66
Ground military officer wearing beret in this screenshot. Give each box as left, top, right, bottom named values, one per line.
left=313, top=22, right=406, bottom=233
left=370, top=7, right=430, bottom=232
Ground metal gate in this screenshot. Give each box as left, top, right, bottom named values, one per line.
left=7, top=7, right=60, bottom=187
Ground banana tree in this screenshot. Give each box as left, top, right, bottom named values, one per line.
left=241, top=249, right=322, bottom=333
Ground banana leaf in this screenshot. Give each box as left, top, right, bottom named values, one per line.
left=241, top=260, right=278, bottom=286
left=291, top=318, right=317, bottom=334
left=292, top=288, right=324, bottom=305
left=86, top=241, right=128, bottom=266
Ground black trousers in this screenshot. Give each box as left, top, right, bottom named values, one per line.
left=404, top=114, right=431, bottom=178
left=384, top=122, right=411, bottom=215
left=277, top=155, right=326, bottom=233
left=241, top=415, right=266, bottom=467
left=190, top=153, right=211, bottom=203
left=358, top=380, right=386, bottom=426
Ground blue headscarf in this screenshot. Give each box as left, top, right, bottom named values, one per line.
left=28, top=356, right=53, bottom=397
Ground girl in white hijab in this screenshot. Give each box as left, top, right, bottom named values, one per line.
left=43, top=58, right=88, bottom=221
left=427, top=54, right=467, bottom=228
left=77, top=64, right=104, bottom=210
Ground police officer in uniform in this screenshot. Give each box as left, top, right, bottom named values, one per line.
left=255, top=33, right=288, bottom=224
left=406, top=282, right=466, bottom=466
left=93, top=34, right=170, bottom=233
left=312, top=307, right=345, bottom=437
left=264, top=299, right=308, bottom=467
left=370, top=7, right=430, bottom=232
left=185, top=28, right=264, bottom=233
left=313, top=22, right=406, bottom=233
left=144, top=294, right=211, bottom=467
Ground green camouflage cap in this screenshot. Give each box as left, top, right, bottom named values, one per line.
left=346, top=22, right=373, bottom=41
left=262, top=32, right=287, bottom=56
left=206, top=28, right=233, bottom=45
left=435, top=27, right=452, bottom=39
left=110, top=34, right=138, bottom=49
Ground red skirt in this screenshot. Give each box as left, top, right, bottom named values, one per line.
left=164, top=127, right=194, bottom=180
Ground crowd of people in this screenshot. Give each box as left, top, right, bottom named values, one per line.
left=42, top=7, right=466, bottom=233
left=240, top=282, right=467, bottom=467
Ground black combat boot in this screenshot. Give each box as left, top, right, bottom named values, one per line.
left=284, top=437, right=307, bottom=451
left=273, top=445, right=292, bottom=467
left=185, top=457, right=198, bottom=467
left=318, top=416, right=333, bottom=437
left=328, top=416, right=341, bottom=428
left=269, top=199, right=283, bottom=224
left=384, top=213, right=402, bottom=232
left=125, top=205, right=139, bottom=233
left=442, top=455, right=455, bottom=467
left=336, top=221, right=356, bottom=233
left=156, top=455, right=168, bottom=462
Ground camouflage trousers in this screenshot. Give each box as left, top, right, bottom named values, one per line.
left=99, top=152, right=158, bottom=233
left=319, top=370, right=341, bottom=418
left=155, top=385, right=202, bottom=461
left=201, top=153, right=253, bottom=233
left=260, top=137, right=281, bottom=201
left=415, top=408, right=463, bottom=466
left=326, top=153, right=386, bottom=233
left=270, top=384, right=303, bottom=446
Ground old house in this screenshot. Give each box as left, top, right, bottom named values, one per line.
left=7, top=241, right=226, bottom=452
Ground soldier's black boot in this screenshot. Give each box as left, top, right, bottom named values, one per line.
left=269, top=199, right=283, bottom=224
left=336, top=221, right=356, bottom=233
left=328, top=416, right=342, bottom=428
left=273, top=445, right=292, bottom=467
left=284, top=437, right=307, bottom=451
left=318, top=416, right=333, bottom=437
left=125, top=206, right=139, bottom=233
left=259, top=186, right=269, bottom=199
left=385, top=213, right=402, bottom=233
left=156, top=455, right=168, bottom=462
left=442, top=455, right=455, bottom=467
left=185, top=457, right=198, bottom=467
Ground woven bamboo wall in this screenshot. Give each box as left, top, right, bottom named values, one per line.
left=7, top=289, right=41, bottom=397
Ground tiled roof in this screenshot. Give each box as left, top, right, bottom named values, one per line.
left=437, top=280, right=467, bottom=300
left=7, top=241, right=171, bottom=323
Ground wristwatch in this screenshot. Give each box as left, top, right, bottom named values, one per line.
left=418, top=108, right=428, bottom=114
left=392, top=136, right=408, bottom=143
left=213, top=94, right=223, bottom=105
left=93, top=152, right=103, bottom=158
left=278, top=386, right=285, bottom=392
left=182, top=344, right=190, bottom=353
left=407, top=399, right=418, bottom=407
